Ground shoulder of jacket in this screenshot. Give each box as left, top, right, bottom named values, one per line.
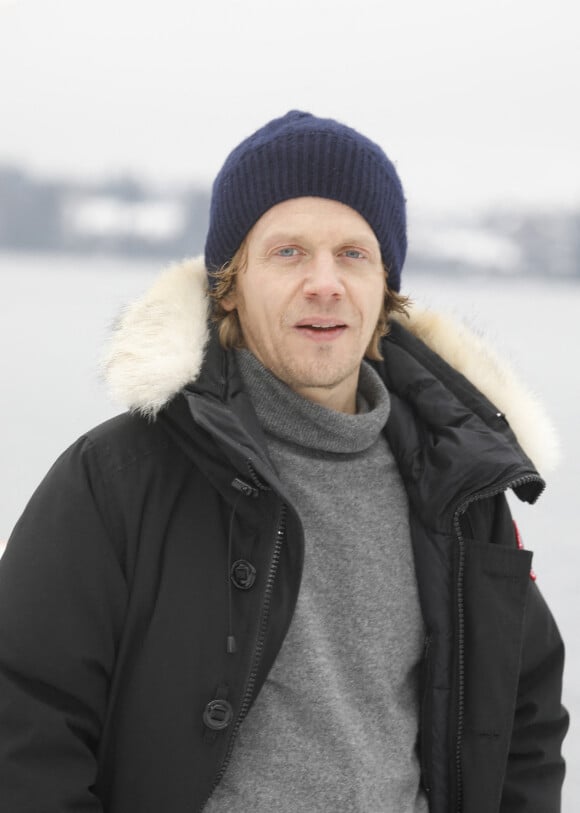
left=72, top=412, right=175, bottom=478
left=391, top=307, right=560, bottom=474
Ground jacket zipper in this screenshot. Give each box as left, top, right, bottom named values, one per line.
left=199, top=501, right=288, bottom=810
left=420, top=632, right=433, bottom=795
left=451, top=473, right=543, bottom=812
left=245, top=459, right=272, bottom=493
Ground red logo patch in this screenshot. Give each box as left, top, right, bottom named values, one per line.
left=513, top=520, right=537, bottom=581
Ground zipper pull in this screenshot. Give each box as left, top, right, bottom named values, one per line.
left=232, top=477, right=259, bottom=499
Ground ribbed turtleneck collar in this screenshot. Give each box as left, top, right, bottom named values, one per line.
left=235, top=350, right=391, bottom=455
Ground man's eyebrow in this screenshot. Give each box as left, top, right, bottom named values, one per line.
left=259, top=232, right=307, bottom=247
left=337, top=235, right=380, bottom=249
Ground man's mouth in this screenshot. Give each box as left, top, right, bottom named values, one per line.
left=294, top=319, right=348, bottom=340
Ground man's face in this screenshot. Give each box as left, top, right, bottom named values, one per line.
left=223, top=197, right=385, bottom=414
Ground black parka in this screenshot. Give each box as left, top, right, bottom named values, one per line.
left=0, top=313, right=568, bottom=812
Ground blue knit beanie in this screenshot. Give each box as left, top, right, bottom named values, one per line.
left=204, top=110, right=407, bottom=292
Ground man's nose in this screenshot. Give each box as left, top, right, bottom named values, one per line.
left=302, top=253, right=345, bottom=299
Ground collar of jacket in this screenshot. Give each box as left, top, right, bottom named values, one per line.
left=378, top=322, right=544, bottom=530
left=102, top=255, right=559, bottom=486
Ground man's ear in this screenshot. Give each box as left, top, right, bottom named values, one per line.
left=220, top=292, right=238, bottom=313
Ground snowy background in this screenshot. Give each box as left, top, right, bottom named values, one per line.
left=1, top=0, right=579, bottom=806
left=1, top=0, right=580, bottom=213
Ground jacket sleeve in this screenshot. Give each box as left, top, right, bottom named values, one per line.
left=500, top=540, right=569, bottom=811
left=0, top=437, right=128, bottom=811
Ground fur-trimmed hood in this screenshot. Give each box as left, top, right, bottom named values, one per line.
left=102, top=256, right=560, bottom=475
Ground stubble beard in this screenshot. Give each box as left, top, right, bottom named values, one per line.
left=272, top=341, right=362, bottom=395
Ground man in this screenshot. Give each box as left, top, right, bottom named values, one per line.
left=0, top=111, right=567, bottom=812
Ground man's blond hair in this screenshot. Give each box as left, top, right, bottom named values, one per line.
left=209, top=240, right=410, bottom=361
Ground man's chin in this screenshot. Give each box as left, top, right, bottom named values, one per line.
left=276, top=361, right=359, bottom=394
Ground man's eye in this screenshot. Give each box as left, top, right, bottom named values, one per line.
left=343, top=249, right=364, bottom=259
left=277, top=247, right=299, bottom=257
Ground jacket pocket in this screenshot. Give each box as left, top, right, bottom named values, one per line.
left=461, top=540, right=533, bottom=812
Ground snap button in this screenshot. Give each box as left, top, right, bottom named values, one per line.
left=231, top=559, right=257, bottom=590
left=203, top=698, right=233, bottom=731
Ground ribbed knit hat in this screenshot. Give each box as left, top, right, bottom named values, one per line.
left=204, top=110, right=407, bottom=291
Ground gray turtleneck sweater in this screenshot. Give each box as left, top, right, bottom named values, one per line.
left=205, top=352, right=428, bottom=812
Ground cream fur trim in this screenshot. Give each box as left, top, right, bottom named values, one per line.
left=103, top=255, right=559, bottom=474
left=102, top=257, right=209, bottom=419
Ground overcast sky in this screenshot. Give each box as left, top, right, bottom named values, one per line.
left=1, top=0, right=579, bottom=214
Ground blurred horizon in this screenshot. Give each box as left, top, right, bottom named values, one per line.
left=2, top=159, right=579, bottom=279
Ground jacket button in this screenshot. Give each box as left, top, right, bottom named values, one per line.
left=231, top=559, right=257, bottom=590
left=203, top=698, right=233, bottom=731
